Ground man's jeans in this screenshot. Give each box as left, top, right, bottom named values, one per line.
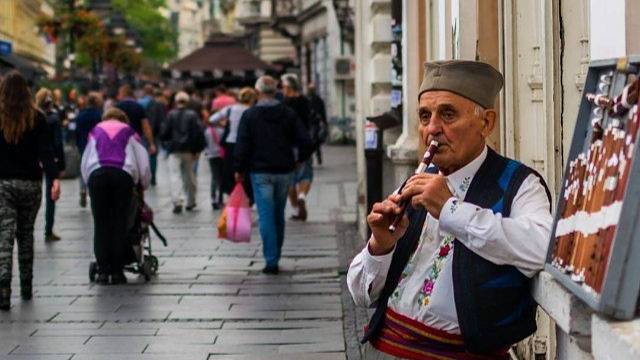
left=250, top=172, right=291, bottom=268
left=169, top=152, right=197, bottom=207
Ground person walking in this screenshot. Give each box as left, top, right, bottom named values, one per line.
left=160, top=91, right=206, bottom=214
left=115, top=84, right=157, bottom=157
left=35, top=88, right=66, bottom=242
left=0, top=71, right=61, bottom=309
left=138, top=85, right=166, bottom=186
left=80, top=108, right=150, bottom=285
left=203, top=118, right=225, bottom=209
left=306, top=83, right=329, bottom=165
left=209, top=87, right=257, bottom=199
left=281, top=74, right=314, bottom=221
left=75, top=92, right=103, bottom=207
left=234, top=76, right=314, bottom=274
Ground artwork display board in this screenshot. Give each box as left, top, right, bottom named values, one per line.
left=546, top=56, right=640, bottom=320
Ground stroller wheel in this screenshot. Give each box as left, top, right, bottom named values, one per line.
left=145, top=255, right=159, bottom=275
left=141, top=261, right=153, bottom=282
left=89, top=262, right=98, bottom=282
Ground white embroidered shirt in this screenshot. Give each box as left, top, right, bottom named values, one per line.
left=347, top=146, right=553, bottom=334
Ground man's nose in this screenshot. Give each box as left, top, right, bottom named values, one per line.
left=425, top=115, right=444, bottom=138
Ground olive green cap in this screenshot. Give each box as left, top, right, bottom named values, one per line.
left=418, top=60, right=504, bottom=109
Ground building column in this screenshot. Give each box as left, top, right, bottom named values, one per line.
left=387, top=0, right=423, bottom=187
left=355, top=0, right=393, bottom=239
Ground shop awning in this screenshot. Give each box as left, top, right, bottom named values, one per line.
left=0, top=53, right=47, bottom=80
left=168, top=33, right=273, bottom=81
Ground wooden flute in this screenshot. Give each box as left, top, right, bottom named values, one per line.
left=388, top=140, right=439, bottom=233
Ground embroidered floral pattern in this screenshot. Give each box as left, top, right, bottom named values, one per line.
left=449, top=199, right=459, bottom=214
left=416, top=234, right=455, bottom=307
left=459, top=176, right=471, bottom=194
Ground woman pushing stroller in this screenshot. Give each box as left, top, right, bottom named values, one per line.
left=81, top=108, right=151, bottom=285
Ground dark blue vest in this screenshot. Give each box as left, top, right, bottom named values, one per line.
left=362, top=147, right=551, bottom=354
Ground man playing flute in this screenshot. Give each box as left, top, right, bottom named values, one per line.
left=348, top=60, right=553, bottom=359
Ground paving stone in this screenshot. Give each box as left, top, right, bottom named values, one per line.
left=1, top=146, right=357, bottom=357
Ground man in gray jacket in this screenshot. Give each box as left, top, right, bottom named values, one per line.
left=160, top=91, right=205, bottom=214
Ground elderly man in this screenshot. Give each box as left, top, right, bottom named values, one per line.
left=347, top=60, right=552, bottom=359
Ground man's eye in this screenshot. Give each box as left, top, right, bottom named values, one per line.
left=441, top=110, right=455, bottom=121
left=419, top=112, right=431, bottom=124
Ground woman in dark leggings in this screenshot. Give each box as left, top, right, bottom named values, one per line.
left=0, top=71, right=61, bottom=310
left=81, top=108, right=150, bottom=285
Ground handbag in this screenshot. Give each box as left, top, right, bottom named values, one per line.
left=209, top=126, right=226, bottom=158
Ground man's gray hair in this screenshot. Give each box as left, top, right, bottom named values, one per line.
left=281, top=73, right=301, bottom=93
left=255, top=76, right=278, bottom=96
left=474, top=104, right=485, bottom=116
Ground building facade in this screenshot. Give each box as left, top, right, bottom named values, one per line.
left=236, top=0, right=355, bottom=142
left=0, top=0, right=56, bottom=75
left=354, top=0, right=640, bottom=358
left=165, top=0, right=217, bottom=58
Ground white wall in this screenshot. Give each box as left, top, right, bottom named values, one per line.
left=589, top=0, right=625, bottom=60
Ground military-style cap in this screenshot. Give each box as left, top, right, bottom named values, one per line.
left=418, top=60, right=504, bottom=109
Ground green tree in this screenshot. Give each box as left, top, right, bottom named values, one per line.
left=111, top=0, right=177, bottom=65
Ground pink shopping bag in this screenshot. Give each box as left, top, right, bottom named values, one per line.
left=220, top=183, right=252, bottom=243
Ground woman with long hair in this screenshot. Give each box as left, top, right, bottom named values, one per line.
left=209, top=87, right=257, bottom=203
left=35, top=88, right=66, bottom=241
left=0, top=71, right=61, bottom=310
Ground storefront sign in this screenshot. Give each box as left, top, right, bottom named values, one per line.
left=0, top=40, right=12, bottom=56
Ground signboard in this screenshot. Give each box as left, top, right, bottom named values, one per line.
left=0, top=40, right=12, bottom=56
left=365, top=121, right=378, bottom=150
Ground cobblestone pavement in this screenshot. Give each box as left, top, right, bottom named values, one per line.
left=0, top=145, right=360, bottom=360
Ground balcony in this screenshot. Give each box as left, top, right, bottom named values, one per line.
left=236, top=0, right=270, bottom=25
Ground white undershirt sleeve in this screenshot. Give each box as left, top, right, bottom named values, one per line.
left=438, top=174, right=552, bottom=277
left=346, top=240, right=395, bottom=308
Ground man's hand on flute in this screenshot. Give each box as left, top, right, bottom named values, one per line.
left=400, top=174, right=453, bottom=220
left=367, top=194, right=409, bottom=256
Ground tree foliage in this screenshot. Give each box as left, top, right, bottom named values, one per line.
left=111, top=0, right=177, bottom=65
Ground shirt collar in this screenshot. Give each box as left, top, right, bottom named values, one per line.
left=257, top=98, right=280, bottom=106
left=443, top=145, right=488, bottom=199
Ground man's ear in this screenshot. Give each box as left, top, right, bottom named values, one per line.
left=481, top=109, right=496, bottom=137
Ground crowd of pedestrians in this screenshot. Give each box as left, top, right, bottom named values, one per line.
left=0, top=70, right=328, bottom=310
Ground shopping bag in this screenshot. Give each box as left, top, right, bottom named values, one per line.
left=219, top=183, right=252, bottom=242
left=217, top=207, right=228, bottom=239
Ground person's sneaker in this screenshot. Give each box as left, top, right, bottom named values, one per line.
left=262, top=265, right=279, bottom=275
left=79, top=191, right=87, bottom=208
left=296, top=198, right=307, bottom=221
left=110, top=272, right=127, bottom=285
left=212, top=202, right=221, bottom=210
left=45, top=233, right=61, bottom=242
left=96, top=273, right=109, bottom=285
left=0, top=288, right=10, bottom=310
left=172, top=205, right=183, bottom=214
left=185, top=204, right=197, bottom=211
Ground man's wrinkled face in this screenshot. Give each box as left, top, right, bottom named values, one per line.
left=418, top=91, right=495, bottom=174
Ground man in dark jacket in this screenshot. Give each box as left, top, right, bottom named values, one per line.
left=160, top=91, right=205, bottom=214
left=75, top=92, right=102, bottom=207
left=139, top=85, right=166, bottom=186
left=234, top=76, right=314, bottom=274
left=281, top=74, right=314, bottom=222
left=306, top=83, right=328, bottom=165
left=38, top=91, right=65, bottom=242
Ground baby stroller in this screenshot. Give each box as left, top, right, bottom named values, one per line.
left=89, top=189, right=168, bottom=282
